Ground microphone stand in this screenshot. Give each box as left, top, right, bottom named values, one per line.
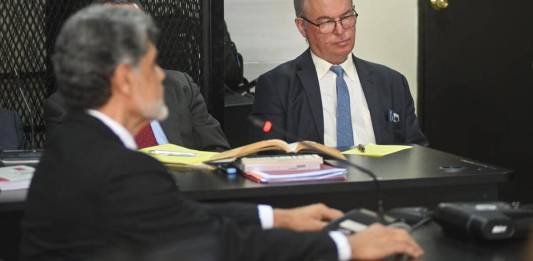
left=249, top=116, right=386, bottom=223
left=14, top=69, right=36, bottom=149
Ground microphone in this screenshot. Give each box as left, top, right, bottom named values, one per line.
left=248, top=116, right=386, bottom=223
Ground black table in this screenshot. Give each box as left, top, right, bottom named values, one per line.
left=0, top=146, right=515, bottom=261
left=173, top=145, right=512, bottom=211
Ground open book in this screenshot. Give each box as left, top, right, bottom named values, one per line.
left=207, top=139, right=346, bottom=162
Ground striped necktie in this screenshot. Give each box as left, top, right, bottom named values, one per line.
left=330, top=65, right=354, bottom=148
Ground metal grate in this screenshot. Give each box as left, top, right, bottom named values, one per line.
left=1, top=0, right=49, bottom=149
left=0, top=0, right=205, bottom=149
left=144, top=0, right=203, bottom=86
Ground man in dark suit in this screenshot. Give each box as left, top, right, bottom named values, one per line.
left=45, top=0, right=229, bottom=152
left=46, top=70, right=229, bottom=151
left=0, top=108, right=24, bottom=150
left=20, top=6, right=422, bottom=261
left=251, top=0, right=427, bottom=148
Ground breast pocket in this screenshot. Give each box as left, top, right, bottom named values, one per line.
left=386, top=110, right=405, bottom=144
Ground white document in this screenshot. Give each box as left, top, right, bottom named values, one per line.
left=0, top=165, right=34, bottom=191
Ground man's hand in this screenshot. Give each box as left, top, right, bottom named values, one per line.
left=348, top=224, right=423, bottom=260
left=273, top=203, right=343, bottom=231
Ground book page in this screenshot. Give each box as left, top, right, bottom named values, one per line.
left=295, top=141, right=347, bottom=160
left=208, top=139, right=290, bottom=162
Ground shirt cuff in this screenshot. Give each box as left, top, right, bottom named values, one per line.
left=257, top=204, right=274, bottom=229
left=328, top=231, right=352, bottom=261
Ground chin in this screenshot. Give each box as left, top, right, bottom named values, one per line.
left=153, top=105, right=169, bottom=121
left=140, top=101, right=169, bottom=121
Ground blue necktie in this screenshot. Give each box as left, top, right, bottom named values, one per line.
left=330, top=65, right=354, bottom=148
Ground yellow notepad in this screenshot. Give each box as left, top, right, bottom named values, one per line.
left=342, top=144, right=412, bottom=157
left=139, top=144, right=219, bottom=166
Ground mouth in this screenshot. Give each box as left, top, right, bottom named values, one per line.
left=333, top=38, right=351, bottom=47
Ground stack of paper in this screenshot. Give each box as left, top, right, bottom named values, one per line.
left=0, top=165, right=34, bottom=191
left=238, top=154, right=323, bottom=172
left=139, top=144, right=219, bottom=169
left=243, top=164, right=347, bottom=184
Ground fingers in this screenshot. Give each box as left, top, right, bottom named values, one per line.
left=381, top=235, right=423, bottom=258
left=320, top=206, right=344, bottom=221
left=274, top=203, right=343, bottom=231
left=376, top=226, right=423, bottom=258
left=310, top=203, right=344, bottom=221
left=348, top=224, right=423, bottom=260
left=390, top=228, right=423, bottom=258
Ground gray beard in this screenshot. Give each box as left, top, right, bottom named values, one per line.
left=140, top=99, right=168, bottom=122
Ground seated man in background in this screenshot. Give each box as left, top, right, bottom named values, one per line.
left=45, top=0, right=230, bottom=152
left=250, top=0, right=427, bottom=148
left=20, top=6, right=422, bottom=261
left=0, top=107, right=24, bottom=150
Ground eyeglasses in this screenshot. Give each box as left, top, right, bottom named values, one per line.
left=300, top=9, right=358, bottom=34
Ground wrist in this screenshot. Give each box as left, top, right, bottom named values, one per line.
left=273, top=208, right=291, bottom=228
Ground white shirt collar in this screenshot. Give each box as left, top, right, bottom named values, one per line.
left=87, top=109, right=138, bottom=150
left=310, top=51, right=357, bottom=82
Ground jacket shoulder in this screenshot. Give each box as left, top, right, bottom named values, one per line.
left=355, top=56, right=405, bottom=78
left=259, top=57, right=301, bottom=81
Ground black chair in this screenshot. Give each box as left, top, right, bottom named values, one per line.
left=0, top=108, right=24, bottom=150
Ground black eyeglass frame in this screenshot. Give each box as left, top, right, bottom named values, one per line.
left=299, top=7, right=359, bottom=34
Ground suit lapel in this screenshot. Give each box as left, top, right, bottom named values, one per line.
left=353, top=55, right=385, bottom=144
left=159, top=82, right=184, bottom=145
left=296, top=50, right=324, bottom=141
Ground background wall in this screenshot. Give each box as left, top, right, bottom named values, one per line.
left=225, top=0, right=419, bottom=102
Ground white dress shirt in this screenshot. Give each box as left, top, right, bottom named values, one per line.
left=87, top=110, right=350, bottom=260
left=310, top=52, right=376, bottom=147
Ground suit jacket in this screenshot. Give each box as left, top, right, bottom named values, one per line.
left=20, top=112, right=337, bottom=261
left=0, top=108, right=24, bottom=150
left=251, top=50, right=427, bottom=146
left=45, top=70, right=230, bottom=151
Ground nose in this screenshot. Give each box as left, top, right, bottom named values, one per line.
left=333, top=20, right=345, bottom=34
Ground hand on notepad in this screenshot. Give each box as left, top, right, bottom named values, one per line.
left=273, top=203, right=344, bottom=232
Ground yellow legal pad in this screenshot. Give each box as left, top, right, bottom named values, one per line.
left=342, top=144, right=412, bottom=157
left=139, top=144, right=219, bottom=167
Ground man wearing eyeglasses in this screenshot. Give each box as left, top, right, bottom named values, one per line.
left=251, top=0, right=427, bottom=149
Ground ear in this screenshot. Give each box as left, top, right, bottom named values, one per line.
left=111, top=63, right=135, bottom=96
left=295, top=18, right=307, bottom=39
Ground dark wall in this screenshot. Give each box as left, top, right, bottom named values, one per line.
left=419, top=0, right=533, bottom=202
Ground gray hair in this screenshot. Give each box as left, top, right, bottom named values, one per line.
left=294, top=0, right=305, bottom=17
left=294, top=0, right=354, bottom=17
left=53, top=5, right=159, bottom=110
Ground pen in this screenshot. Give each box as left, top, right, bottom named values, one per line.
left=356, top=144, right=365, bottom=153
left=148, top=150, right=196, bottom=157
